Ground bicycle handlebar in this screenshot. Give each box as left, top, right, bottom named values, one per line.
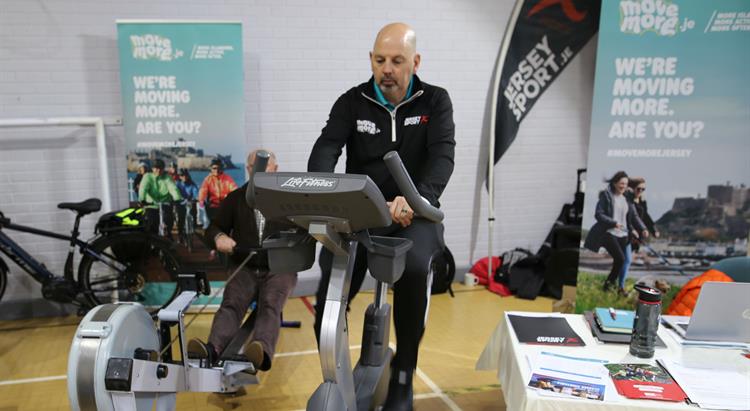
left=383, top=151, right=444, bottom=223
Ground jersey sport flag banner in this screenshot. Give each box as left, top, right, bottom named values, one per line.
left=482, top=0, right=600, bottom=282
left=489, top=0, right=601, bottom=171
left=116, top=21, right=246, bottom=307
left=576, top=0, right=750, bottom=314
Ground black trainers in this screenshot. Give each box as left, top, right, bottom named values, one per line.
left=187, top=338, right=217, bottom=368
left=382, top=368, right=414, bottom=411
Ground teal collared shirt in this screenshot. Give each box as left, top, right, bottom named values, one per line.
left=373, top=76, right=414, bottom=111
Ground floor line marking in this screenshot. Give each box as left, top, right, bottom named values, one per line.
left=275, top=345, right=361, bottom=358
left=421, top=346, right=478, bottom=362
left=300, top=296, right=315, bottom=315
left=0, top=375, right=66, bottom=386
left=416, top=366, right=462, bottom=411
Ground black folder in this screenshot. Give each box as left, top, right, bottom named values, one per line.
left=507, top=314, right=586, bottom=346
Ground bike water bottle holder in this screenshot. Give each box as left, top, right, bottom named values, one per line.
left=366, top=236, right=413, bottom=284
left=264, top=231, right=316, bottom=273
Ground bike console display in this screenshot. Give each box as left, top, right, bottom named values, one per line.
left=252, top=172, right=391, bottom=233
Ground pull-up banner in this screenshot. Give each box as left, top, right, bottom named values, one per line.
left=116, top=21, right=246, bottom=307
left=491, top=0, right=600, bottom=166
left=577, top=0, right=750, bottom=314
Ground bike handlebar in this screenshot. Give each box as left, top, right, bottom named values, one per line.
left=383, top=151, right=444, bottom=223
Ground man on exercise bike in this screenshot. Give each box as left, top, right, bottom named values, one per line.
left=308, top=22, right=455, bottom=410
left=188, top=149, right=297, bottom=373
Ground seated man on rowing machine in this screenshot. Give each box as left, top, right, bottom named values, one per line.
left=188, top=149, right=297, bottom=372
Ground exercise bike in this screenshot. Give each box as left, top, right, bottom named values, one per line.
left=252, top=151, right=443, bottom=411
left=67, top=151, right=441, bottom=411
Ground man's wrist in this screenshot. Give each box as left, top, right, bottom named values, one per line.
left=214, top=233, right=228, bottom=243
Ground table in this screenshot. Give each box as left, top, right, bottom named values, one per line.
left=476, top=311, right=748, bottom=411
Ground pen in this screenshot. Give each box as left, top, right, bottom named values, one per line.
left=609, top=307, right=617, bottom=320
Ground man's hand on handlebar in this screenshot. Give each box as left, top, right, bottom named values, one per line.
left=215, top=233, right=237, bottom=254
left=387, top=196, right=414, bottom=227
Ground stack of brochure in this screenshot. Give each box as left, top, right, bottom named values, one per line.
left=526, top=351, right=612, bottom=402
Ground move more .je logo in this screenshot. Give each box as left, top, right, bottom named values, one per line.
left=620, top=0, right=694, bottom=36
left=130, top=34, right=184, bottom=61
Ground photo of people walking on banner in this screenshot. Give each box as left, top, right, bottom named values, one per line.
left=577, top=168, right=749, bottom=314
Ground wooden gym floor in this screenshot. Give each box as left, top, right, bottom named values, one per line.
left=0, top=284, right=554, bottom=410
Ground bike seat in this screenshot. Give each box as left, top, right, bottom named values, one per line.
left=58, top=198, right=102, bottom=215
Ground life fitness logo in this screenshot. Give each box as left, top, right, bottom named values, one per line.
left=619, top=0, right=694, bottom=36
left=280, top=177, right=338, bottom=190
left=130, top=34, right=184, bottom=61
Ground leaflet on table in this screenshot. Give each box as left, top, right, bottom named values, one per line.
left=604, top=363, right=686, bottom=402
left=507, top=314, right=585, bottom=346
left=526, top=351, right=613, bottom=401
left=657, top=359, right=750, bottom=410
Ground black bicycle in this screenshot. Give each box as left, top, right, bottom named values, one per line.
left=0, top=198, right=181, bottom=313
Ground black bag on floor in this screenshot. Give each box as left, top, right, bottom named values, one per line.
left=430, top=247, right=455, bottom=297
left=508, top=254, right=546, bottom=300
left=495, top=248, right=533, bottom=285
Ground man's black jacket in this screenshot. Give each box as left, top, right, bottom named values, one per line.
left=206, top=183, right=292, bottom=268
left=308, top=75, right=455, bottom=207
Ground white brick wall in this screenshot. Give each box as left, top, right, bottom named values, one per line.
left=0, top=0, right=593, bottom=302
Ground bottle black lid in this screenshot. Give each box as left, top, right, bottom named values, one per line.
left=635, top=284, right=662, bottom=302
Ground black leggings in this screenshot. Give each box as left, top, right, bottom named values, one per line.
left=313, top=219, right=444, bottom=370
left=602, top=234, right=628, bottom=286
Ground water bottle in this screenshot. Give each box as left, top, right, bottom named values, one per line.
left=629, top=284, right=662, bottom=358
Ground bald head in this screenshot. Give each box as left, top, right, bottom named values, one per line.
left=373, top=23, right=417, bottom=56
left=370, top=22, right=421, bottom=106
left=246, top=149, right=278, bottom=175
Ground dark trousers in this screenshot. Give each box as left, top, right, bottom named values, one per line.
left=313, top=219, right=444, bottom=370
left=206, top=206, right=220, bottom=225
left=602, top=234, right=629, bottom=287
left=208, top=266, right=297, bottom=367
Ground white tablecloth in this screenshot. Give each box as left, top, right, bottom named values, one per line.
left=476, top=311, right=747, bottom=411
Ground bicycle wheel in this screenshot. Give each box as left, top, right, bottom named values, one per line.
left=78, top=232, right=181, bottom=311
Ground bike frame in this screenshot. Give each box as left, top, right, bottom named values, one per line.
left=0, top=219, right=122, bottom=287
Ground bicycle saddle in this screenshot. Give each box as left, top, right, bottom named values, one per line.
left=57, top=198, right=102, bottom=215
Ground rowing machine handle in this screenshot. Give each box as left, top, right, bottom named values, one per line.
left=383, top=151, right=444, bottom=223
left=245, top=150, right=271, bottom=209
